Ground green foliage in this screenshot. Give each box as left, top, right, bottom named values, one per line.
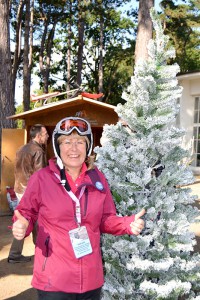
left=160, top=0, right=200, bottom=72
left=10, top=0, right=200, bottom=109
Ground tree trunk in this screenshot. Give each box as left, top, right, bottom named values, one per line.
left=0, top=0, right=16, bottom=170
left=23, top=0, right=31, bottom=111
left=39, top=15, right=57, bottom=94
left=44, top=22, right=57, bottom=93
left=135, top=0, right=154, bottom=63
left=0, top=0, right=15, bottom=128
left=12, top=0, right=25, bottom=98
left=28, top=0, right=34, bottom=94
left=66, top=0, right=72, bottom=94
left=98, top=0, right=104, bottom=99
left=39, top=17, right=48, bottom=92
left=77, top=0, right=85, bottom=86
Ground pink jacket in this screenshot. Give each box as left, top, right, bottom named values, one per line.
left=16, top=158, right=135, bottom=293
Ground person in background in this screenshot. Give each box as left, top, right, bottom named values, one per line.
left=11, top=117, right=145, bottom=299
left=8, top=124, right=49, bottom=264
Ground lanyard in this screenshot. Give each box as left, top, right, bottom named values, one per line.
left=54, top=172, right=85, bottom=226
left=66, top=187, right=86, bottom=226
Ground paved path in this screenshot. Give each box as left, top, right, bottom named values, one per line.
left=0, top=180, right=200, bottom=299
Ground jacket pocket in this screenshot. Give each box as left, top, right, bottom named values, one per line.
left=42, top=236, right=50, bottom=271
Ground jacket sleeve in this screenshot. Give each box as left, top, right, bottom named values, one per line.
left=98, top=171, right=135, bottom=236
left=32, top=149, right=46, bottom=172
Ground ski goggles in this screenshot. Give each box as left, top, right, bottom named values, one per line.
left=55, top=117, right=92, bottom=136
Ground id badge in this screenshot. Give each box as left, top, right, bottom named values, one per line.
left=69, top=226, right=93, bottom=258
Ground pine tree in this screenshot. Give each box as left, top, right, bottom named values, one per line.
left=95, top=9, right=200, bottom=300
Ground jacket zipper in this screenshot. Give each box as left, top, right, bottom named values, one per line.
left=80, top=188, right=88, bottom=291
left=80, top=256, right=83, bottom=292
left=83, top=188, right=88, bottom=217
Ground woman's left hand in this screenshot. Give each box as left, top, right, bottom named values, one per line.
left=130, top=208, right=146, bottom=235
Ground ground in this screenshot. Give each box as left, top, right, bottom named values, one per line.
left=0, top=180, right=200, bottom=299
left=0, top=215, right=37, bottom=300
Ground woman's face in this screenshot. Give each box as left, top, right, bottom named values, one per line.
left=59, top=134, right=87, bottom=170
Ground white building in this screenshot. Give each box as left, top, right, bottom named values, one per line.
left=178, top=71, right=200, bottom=175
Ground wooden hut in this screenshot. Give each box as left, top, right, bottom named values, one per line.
left=0, top=95, right=118, bottom=214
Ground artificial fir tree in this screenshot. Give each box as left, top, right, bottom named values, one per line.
left=95, top=9, right=200, bottom=300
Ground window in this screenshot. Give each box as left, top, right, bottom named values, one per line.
left=193, top=97, right=200, bottom=166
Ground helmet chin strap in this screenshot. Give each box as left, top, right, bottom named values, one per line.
left=56, top=155, right=64, bottom=170
left=56, top=156, right=71, bottom=192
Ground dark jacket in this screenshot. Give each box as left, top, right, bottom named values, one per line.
left=14, top=140, right=47, bottom=194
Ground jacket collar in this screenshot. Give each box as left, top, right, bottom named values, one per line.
left=48, top=158, right=105, bottom=192
left=30, top=139, right=45, bottom=150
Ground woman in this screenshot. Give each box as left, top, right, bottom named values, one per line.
left=12, top=117, right=145, bottom=300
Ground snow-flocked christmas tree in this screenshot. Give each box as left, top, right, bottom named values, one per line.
left=95, top=9, right=200, bottom=300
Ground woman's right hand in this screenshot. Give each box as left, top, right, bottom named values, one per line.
left=12, top=210, right=29, bottom=240
left=130, top=208, right=146, bottom=235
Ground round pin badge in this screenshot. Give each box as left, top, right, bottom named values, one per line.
left=95, top=181, right=104, bottom=191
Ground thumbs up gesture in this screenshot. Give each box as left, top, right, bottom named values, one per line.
left=130, top=208, right=146, bottom=235
left=12, top=210, right=29, bottom=240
